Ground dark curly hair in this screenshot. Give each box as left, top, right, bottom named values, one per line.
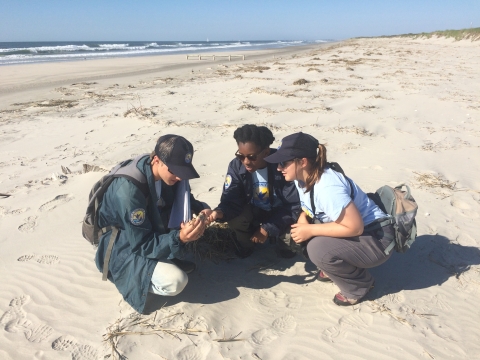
left=233, top=124, right=275, bottom=149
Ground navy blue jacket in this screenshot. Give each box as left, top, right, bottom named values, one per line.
left=95, top=155, right=203, bottom=313
left=216, top=148, right=300, bottom=237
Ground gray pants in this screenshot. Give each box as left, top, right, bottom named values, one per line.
left=227, top=204, right=291, bottom=250
left=306, top=224, right=394, bottom=300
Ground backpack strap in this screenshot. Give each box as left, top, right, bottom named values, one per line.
left=113, top=154, right=150, bottom=197
left=100, top=154, right=150, bottom=281
left=267, top=163, right=275, bottom=206
left=102, top=227, right=119, bottom=281
left=309, top=187, right=316, bottom=224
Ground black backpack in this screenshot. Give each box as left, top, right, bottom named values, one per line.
left=82, top=154, right=150, bottom=280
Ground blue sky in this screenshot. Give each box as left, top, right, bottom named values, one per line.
left=1, top=0, right=479, bottom=42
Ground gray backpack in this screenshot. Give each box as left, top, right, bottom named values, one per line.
left=82, top=154, right=150, bottom=280
left=328, top=163, right=418, bottom=255
left=367, top=184, right=418, bottom=254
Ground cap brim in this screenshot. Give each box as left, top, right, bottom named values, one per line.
left=264, top=150, right=295, bottom=164
left=168, top=163, right=200, bottom=180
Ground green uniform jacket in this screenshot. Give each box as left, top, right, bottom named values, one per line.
left=95, top=155, right=202, bottom=313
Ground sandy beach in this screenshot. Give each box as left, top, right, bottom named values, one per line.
left=1, top=37, right=480, bottom=360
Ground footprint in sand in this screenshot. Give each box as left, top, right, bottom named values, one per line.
left=251, top=315, right=297, bottom=345
left=258, top=290, right=286, bottom=307
left=430, top=294, right=452, bottom=311
left=450, top=199, right=470, bottom=210
left=322, top=313, right=373, bottom=343
left=39, top=194, right=74, bottom=212
left=17, top=254, right=60, bottom=265
left=1, top=206, right=29, bottom=216
left=383, top=291, right=406, bottom=305
left=0, top=295, right=54, bottom=344
left=251, top=328, right=278, bottom=345
left=286, top=296, right=303, bottom=309
left=0, top=295, right=29, bottom=326
left=18, top=216, right=37, bottom=233
left=17, top=254, right=36, bottom=262
left=37, top=255, right=60, bottom=265
left=257, top=290, right=303, bottom=309
left=176, top=344, right=205, bottom=360
left=52, top=335, right=99, bottom=360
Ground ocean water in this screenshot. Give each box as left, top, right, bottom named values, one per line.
left=0, top=40, right=329, bottom=66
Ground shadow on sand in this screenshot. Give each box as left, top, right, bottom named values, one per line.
left=369, top=234, right=480, bottom=299
left=144, top=234, right=480, bottom=313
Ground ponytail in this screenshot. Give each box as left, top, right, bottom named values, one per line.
left=304, top=144, right=327, bottom=193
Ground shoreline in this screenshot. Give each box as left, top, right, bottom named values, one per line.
left=0, top=42, right=334, bottom=98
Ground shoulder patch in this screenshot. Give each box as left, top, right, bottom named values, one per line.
left=224, top=174, right=232, bottom=189
left=130, top=208, right=146, bottom=225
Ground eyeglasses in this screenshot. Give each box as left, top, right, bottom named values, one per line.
left=278, top=159, right=295, bottom=168
left=235, top=149, right=265, bottom=162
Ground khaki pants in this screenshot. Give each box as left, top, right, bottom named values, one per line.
left=306, top=224, right=394, bottom=300
left=148, top=260, right=188, bottom=296
left=227, top=204, right=293, bottom=251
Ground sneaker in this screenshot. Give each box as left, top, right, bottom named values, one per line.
left=317, top=270, right=332, bottom=282
left=171, top=258, right=196, bottom=274
left=332, top=282, right=375, bottom=306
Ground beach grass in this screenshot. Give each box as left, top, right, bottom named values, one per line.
left=364, top=27, right=480, bottom=41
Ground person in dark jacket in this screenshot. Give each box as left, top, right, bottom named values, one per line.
left=205, top=125, right=300, bottom=258
left=95, top=135, right=209, bottom=313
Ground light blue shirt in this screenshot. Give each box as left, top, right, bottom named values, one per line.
left=295, top=168, right=386, bottom=225
left=251, top=167, right=282, bottom=211
left=251, top=167, right=272, bottom=211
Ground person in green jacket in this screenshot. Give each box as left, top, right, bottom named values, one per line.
left=95, top=134, right=209, bottom=313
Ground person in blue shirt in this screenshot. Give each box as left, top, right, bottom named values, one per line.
left=264, top=132, right=394, bottom=306
left=205, top=125, right=300, bottom=258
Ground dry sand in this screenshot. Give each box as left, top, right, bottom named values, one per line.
left=0, top=37, right=479, bottom=360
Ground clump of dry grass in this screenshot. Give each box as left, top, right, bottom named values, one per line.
left=250, top=87, right=296, bottom=98
left=84, top=92, right=115, bottom=102
left=124, top=96, right=156, bottom=118
left=104, top=311, right=209, bottom=360
left=327, top=125, right=374, bottom=136
left=13, top=99, right=79, bottom=108
left=72, top=82, right=97, bottom=86
left=421, top=137, right=470, bottom=152
left=293, top=79, right=309, bottom=85
left=307, top=68, right=322, bottom=73
left=237, top=65, right=270, bottom=73
left=185, top=222, right=237, bottom=263
left=412, top=172, right=457, bottom=190
left=238, top=102, right=259, bottom=111
left=358, top=105, right=377, bottom=111
left=285, top=106, right=332, bottom=113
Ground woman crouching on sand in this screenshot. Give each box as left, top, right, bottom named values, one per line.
left=264, top=132, right=394, bottom=306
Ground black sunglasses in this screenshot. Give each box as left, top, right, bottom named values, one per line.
left=235, top=149, right=265, bottom=162
left=278, top=159, right=295, bottom=168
